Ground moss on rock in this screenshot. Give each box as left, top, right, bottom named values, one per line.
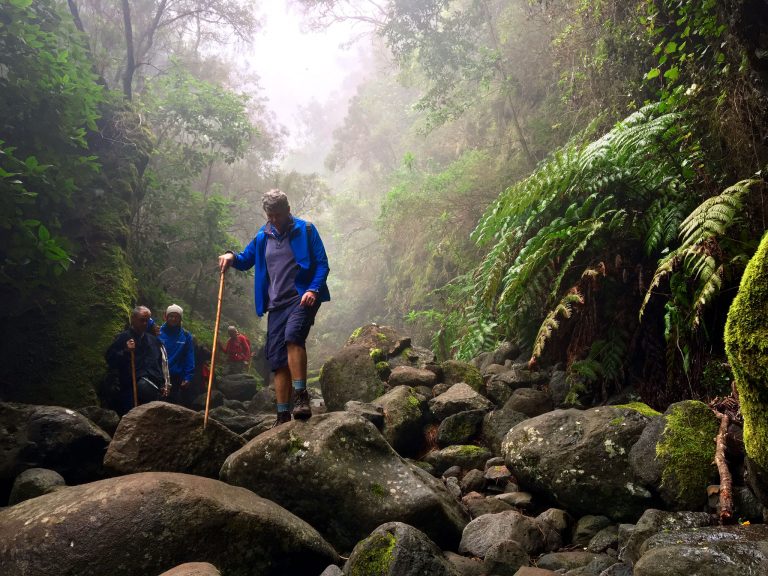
left=725, top=232, right=768, bottom=471
left=348, top=531, right=396, bottom=576
left=655, top=400, right=718, bottom=507
left=441, top=360, right=483, bottom=391
left=615, top=402, right=662, bottom=418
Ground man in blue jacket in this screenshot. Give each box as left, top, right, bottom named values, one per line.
left=158, top=303, right=196, bottom=407
left=218, top=189, right=330, bottom=427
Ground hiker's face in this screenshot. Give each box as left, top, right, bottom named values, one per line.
left=165, top=312, right=181, bottom=327
left=265, top=207, right=291, bottom=234
left=131, top=310, right=150, bottom=334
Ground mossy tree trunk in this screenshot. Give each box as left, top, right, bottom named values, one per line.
left=724, top=231, right=768, bottom=484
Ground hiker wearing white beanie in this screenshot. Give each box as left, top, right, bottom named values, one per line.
left=159, top=303, right=196, bottom=407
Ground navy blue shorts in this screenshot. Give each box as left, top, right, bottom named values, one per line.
left=265, top=297, right=320, bottom=371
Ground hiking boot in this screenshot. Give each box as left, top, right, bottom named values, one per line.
left=292, top=389, right=312, bottom=420
left=271, top=411, right=292, bottom=428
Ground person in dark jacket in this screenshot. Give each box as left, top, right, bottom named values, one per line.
left=105, top=306, right=168, bottom=416
left=158, top=304, right=196, bottom=407
left=218, top=189, right=330, bottom=427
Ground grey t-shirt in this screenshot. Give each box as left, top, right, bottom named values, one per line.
left=265, top=226, right=299, bottom=310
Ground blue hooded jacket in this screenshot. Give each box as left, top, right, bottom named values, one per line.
left=232, top=217, right=330, bottom=317
left=159, top=324, right=195, bottom=381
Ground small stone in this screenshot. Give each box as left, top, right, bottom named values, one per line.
left=495, top=492, right=533, bottom=509
left=486, top=456, right=506, bottom=469
left=8, top=468, right=66, bottom=505
left=484, top=540, right=529, bottom=575
left=444, top=476, right=462, bottom=500
left=572, top=515, right=612, bottom=547
left=587, top=525, right=619, bottom=553
left=443, top=465, right=462, bottom=479
left=460, top=469, right=486, bottom=494
left=485, top=465, right=512, bottom=483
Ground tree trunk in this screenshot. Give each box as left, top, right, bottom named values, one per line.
left=121, top=0, right=135, bottom=100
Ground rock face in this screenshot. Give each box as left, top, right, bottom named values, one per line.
left=0, top=472, right=338, bottom=576
left=633, top=524, right=768, bottom=576
left=372, top=386, right=427, bottom=457
left=104, top=402, right=245, bottom=478
left=0, top=402, right=110, bottom=504
left=343, top=522, right=458, bottom=576
left=217, top=373, right=261, bottom=402
left=502, top=407, right=654, bottom=521
left=320, top=345, right=385, bottom=411
left=220, top=412, right=469, bottom=553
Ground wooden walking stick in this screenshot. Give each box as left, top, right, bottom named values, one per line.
left=130, top=349, right=138, bottom=408
left=204, top=269, right=226, bottom=429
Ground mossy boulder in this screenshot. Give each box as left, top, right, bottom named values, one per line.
left=372, top=386, right=428, bottom=457
left=343, top=522, right=458, bottom=576
left=423, top=445, right=492, bottom=476
left=725, top=232, right=768, bottom=478
left=441, top=360, right=483, bottom=392
left=320, top=345, right=386, bottom=411
left=347, top=324, right=410, bottom=358
left=629, top=401, right=717, bottom=511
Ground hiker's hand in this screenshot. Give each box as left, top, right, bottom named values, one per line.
left=161, top=385, right=170, bottom=398
left=126, top=339, right=136, bottom=351
left=218, top=252, right=234, bottom=274
left=181, top=380, right=190, bottom=389
left=300, top=290, right=317, bottom=307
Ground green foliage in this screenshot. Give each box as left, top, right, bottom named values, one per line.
left=0, top=0, right=104, bottom=309
left=462, top=104, right=696, bottom=364
left=641, top=177, right=764, bottom=329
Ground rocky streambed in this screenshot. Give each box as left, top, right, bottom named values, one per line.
left=1, top=325, right=766, bottom=576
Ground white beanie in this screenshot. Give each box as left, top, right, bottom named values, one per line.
left=166, top=304, right=183, bottom=317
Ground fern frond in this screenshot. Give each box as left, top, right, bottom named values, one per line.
left=531, top=291, right=584, bottom=359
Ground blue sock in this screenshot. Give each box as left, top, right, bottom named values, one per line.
left=277, top=402, right=291, bottom=413
left=293, top=379, right=306, bottom=391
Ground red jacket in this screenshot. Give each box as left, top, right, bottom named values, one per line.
left=224, top=333, right=250, bottom=362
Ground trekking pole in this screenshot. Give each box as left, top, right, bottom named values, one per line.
left=204, top=268, right=226, bottom=429
left=130, top=349, right=138, bottom=408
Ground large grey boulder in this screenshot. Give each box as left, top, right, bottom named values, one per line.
left=429, top=384, right=493, bottom=422
left=220, top=412, right=469, bottom=553
left=343, top=522, right=459, bottom=576
left=502, top=407, right=654, bottom=521
left=0, top=472, right=337, bottom=576
left=8, top=468, right=65, bottom=505
left=217, top=373, right=261, bottom=402
left=320, top=345, right=385, bottom=411
left=459, top=510, right=545, bottom=557
left=0, top=402, right=110, bottom=504
left=633, top=524, right=768, bottom=576
left=372, top=386, right=427, bottom=457
left=104, top=402, right=244, bottom=478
